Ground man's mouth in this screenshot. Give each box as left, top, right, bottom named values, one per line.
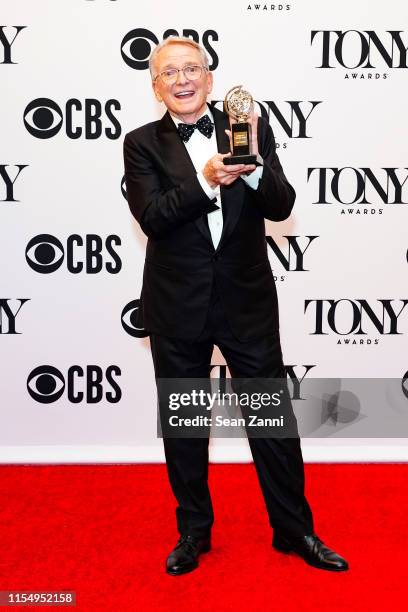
left=174, top=90, right=195, bottom=99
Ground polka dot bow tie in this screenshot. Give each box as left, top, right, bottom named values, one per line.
left=177, top=114, right=214, bottom=142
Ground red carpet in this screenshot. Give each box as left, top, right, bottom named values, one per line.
left=0, top=464, right=406, bottom=611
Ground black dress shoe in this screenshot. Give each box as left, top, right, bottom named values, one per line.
left=166, top=534, right=211, bottom=576
left=273, top=532, right=349, bottom=571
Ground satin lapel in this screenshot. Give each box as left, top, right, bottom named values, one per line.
left=211, top=105, right=245, bottom=252
left=157, top=111, right=212, bottom=245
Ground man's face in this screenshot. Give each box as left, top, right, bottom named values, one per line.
left=152, top=43, right=213, bottom=122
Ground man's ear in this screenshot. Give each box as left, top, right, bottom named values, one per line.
left=206, top=70, right=213, bottom=95
left=152, top=80, right=163, bottom=102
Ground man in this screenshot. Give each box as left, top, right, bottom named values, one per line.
left=123, top=36, right=348, bottom=575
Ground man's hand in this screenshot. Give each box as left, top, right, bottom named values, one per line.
left=203, top=153, right=256, bottom=188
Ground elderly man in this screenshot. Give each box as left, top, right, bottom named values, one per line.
left=123, top=36, right=348, bottom=575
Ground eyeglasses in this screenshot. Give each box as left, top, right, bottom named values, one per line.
left=153, top=64, right=208, bottom=85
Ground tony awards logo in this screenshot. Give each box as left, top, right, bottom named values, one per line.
left=223, top=85, right=262, bottom=166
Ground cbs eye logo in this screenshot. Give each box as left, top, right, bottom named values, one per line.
left=121, top=299, right=149, bottom=338
left=121, top=176, right=127, bottom=200
left=23, top=98, right=121, bottom=139
left=25, top=234, right=121, bottom=274
left=121, top=28, right=159, bottom=70
left=121, top=28, right=219, bottom=71
left=27, top=365, right=122, bottom=404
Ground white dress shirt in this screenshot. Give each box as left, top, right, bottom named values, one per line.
left=170, top=107, right=263, bottom=249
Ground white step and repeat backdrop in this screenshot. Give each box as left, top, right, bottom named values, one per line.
left=1, top=0, right=408, bottom=462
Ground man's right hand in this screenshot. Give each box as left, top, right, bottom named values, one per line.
left=203, top=153, right=256, bottom=188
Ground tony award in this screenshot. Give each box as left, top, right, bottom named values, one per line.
left=223, top=85, right=262, bottom=166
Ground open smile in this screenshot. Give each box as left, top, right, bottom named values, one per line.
left=174, top=90, right=196, bottom=100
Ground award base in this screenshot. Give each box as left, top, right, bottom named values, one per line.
left=223, top=153, right=263, bottom=166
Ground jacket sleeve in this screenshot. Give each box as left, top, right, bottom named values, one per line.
left=123, top=132, right=219, bottom=239
left=250, top=117, right=296, bottom=221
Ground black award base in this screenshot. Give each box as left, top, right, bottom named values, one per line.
left=223, top=153, right=263, bottom=166
left=223, top=122, right=263, bottom=166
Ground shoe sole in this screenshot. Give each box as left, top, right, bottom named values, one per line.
left=273, top=544, right=349, bottom=572
left=166, top=544, right=211, bottom=576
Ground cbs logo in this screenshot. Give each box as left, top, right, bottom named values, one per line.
left=121, top=28, right=219, bottom=71
left=121, top=176, right=127, bottom=200
left=121, top=299, right=149, bottom=338
left=27, top=365, right=121, bottom=404
left=23, top=98, right=121, bottom=139
left=25, top=234, right=121, bottom=274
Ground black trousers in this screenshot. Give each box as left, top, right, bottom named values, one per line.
left=149, top=281, right=314, bottom=539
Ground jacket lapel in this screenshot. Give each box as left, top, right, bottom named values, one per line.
left=157, top=110, right=213, bottom=245
left=211, top=105, right=245, bottom=253
left=156, top=105, right=245, bottom=250
left=157, top=110, right=197, bottom=183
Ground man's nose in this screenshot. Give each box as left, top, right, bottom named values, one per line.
left=175, top=69, right=189, bottom=85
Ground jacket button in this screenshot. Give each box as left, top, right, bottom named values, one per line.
left=212, top=254, right=218, bottom=261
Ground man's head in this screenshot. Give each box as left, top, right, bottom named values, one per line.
left=150, top=37, right=213, bottom=123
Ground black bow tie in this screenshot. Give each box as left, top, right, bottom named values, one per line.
left=177, top=114, right=214, bottom=142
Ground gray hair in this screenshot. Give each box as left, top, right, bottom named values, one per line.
left=149, top=36, right=209, bottom=80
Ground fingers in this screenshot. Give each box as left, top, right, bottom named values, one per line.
left=207, top=152, right=256, bottom=187
left=219, top=165, right=256, bottom=185
left=222, top=163, right=256, bottom=173
left=223, top=172, right=241, bottom=185
left=215, top=159, right=247, bottom=173
left=224, top=128, right=234, bottom=156
left=217, top=155, right=246, bottom=171
left=225, top=163, right=247, bottom=172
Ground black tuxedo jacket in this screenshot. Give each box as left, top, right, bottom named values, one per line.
left=123, top=105, right=295, bottom=341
